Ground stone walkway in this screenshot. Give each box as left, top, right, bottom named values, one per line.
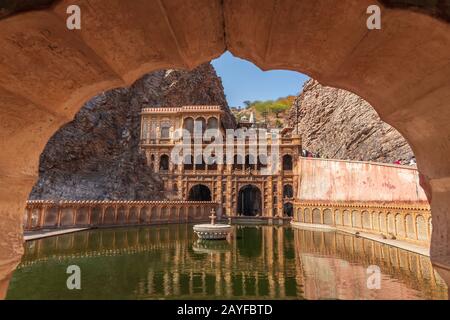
left=24, top=228, right=90, bottom=241
left=291, top=221, right=429, bottom=256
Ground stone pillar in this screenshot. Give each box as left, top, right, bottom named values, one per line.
left=225, top=176, right=232, bottom=216
left=101, top=206, right=106, bottom=225
left=277, top=178, right=283, bottom=217
left=88, top=207, right=92, bottom=225
left=39, top=206, right=45, bottom=228
left=26, top=207, right=32, bottom=230
left=267, top=176, right=273, bottom=217
left=56, top=206, right=62, bottom=227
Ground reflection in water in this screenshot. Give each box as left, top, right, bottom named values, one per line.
left=6, top=225, right=448, bottom=299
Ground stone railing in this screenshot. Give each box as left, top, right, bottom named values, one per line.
left=293, top=201, right=431, bottom=245
left=24, top=200, right=218, bottom=231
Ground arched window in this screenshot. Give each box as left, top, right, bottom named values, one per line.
left=283, top=202, right=293, bottom=217
left=160, top=125, right=170, bottom=139
left=207, top=116, right=218, bottom=129
left=282, top=154, right=293, bottom=171
left=188, top=184, right=212, bottom=201
left=283, top=184, right=294, bottom=198
left=183, top=117, right=194, bottom=135
left=195, top=117, right=207, bottom=135
left=159, top=154, right=169, bottom=171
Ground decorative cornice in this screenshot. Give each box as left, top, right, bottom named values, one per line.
left=295, top=200, right=430, bottom=211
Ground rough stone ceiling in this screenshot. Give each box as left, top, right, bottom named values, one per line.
left=1, top=0, right=450, bottom=22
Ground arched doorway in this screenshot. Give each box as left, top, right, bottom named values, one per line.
left=237, top=185, right=262, bottom=216
left=188, top=184, right=212, bottom=201
left=282, top=155, right=293, bottom=171
left=283, top=184, right=294, bottom=198
left=159, top=154, right=169, bottom=171
left=283, top=202, right=294, bottom=217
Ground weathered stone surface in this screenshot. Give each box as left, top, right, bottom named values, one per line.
left=29, top=63, right=228, bottom=200
left=287, top=79, right=414, bottom=163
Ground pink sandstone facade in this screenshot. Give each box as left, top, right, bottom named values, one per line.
left=296, top=158, right=428, bottom=203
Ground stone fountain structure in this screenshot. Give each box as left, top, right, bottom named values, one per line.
left=193, top=209, right=231, bottom=240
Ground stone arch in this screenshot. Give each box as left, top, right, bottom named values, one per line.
left=362, top=211, right=371, bottom=230
left=160, top=207, right=169, bottom=220
left=91, top=206, right=102, bottom=225
left=179, top=207, right=185, bottom=221
left=312, top=208, right=321, bottom=224
left=372, top=211, right=379, bottom=231
left=150, top=207, right=158, bottom=221
left=304, top=208, right=311, bottom=223
left=417, top=215, right=428, bottom=241
left=323, top=209, right=333, bottom=225
left=405, top=214, right=415, bottom=239
left=140, top=206, right=149, bottom=224
left=395, top=213, right=406, bottom=238
left=195, top=117, right=207, bottom=135
left=387, top=212, right=395, bottom=234
left=207, top=116, right=218, bottom=129
left=188, top=184, right=212, bottom=201
left=129, top=207, right=139, bottom=224
left=379, top=212, right=387, bottom=233
left=237, top=184, right=262, bottom=216
left=343, top=210, right=351, bottom=227
left=44, top=206, right=58, bottom=227
left=60, top=208, right=74, bottom=226
left=117, top=206, right=127, bottom=223
left=283, top=202, right=293, bottom=217
left=352, top=210, right=362, bottom=228
left=334, top=210, right=342, bottom=225
left=160, top=122, right=171, bottom=139
left=159, top=154, right=170, bottom=171
left=297, top=208, right=303, bottom=222
left=283, top=184, right=294, bottom=198
left=76, top=207, right=89, bottom=225
left=282, top=154, right=293, bottom=171
left=1, top=1, right=450, bottom=290
left=104, top=207, right=115, bottom=224
left=183, top=117, right=194, bottom=135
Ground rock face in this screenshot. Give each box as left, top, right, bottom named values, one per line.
left=29, top=63, right=228, bottom=200
left=287, top=79, right=414, bottom=163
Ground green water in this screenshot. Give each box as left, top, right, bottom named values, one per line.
left=6, top=224, right=448, bottom=299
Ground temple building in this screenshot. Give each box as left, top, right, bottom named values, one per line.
left=139, top=105, right=301, bottom=219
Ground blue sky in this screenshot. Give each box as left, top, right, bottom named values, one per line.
left=211, top=51, right=309, bottom=108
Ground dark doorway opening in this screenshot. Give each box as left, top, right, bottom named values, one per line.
left=237, top=185, right=262, bottom=216
left=284, top=202, right=293, bottom=217
left=188, top=184, right=212, bottom=201
left=160, top=154, right=169, bottom=171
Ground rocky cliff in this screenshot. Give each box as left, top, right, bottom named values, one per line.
left=29, top=63, right=228, bottom=200
left=287, top=79, right=414, bottom=163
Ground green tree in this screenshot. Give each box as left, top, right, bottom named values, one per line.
left=270, top=102, right=289, bottom=118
